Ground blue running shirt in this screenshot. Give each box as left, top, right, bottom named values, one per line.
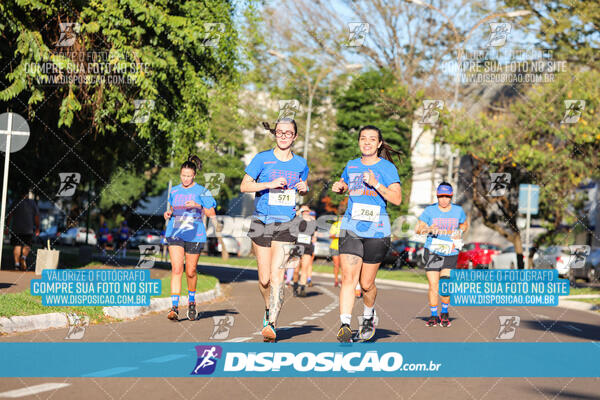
left=340, top=157, right=401, bottom=238
left=418, top=203, right=466, bottom=256
left=245, top=149, right=309, bottom=224
left=165, top=183, right=217, bottom=243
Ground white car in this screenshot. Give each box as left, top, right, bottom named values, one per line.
left=533, top=246, right=571, bottom=277
left=58, top=227, right=98, bottom=246
left=491, top=245, right=535, bottom=269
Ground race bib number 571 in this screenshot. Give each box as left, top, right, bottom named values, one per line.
left=268, top=189, right=296, bottom=206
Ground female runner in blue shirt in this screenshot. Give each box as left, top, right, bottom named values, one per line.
left=331, top=125, right=402, bottom=342
left=163, top=155, right=217, bottom=322
left=240, top=118, right=309, bottom=342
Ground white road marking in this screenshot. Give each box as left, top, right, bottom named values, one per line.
left=566, top=324, right=582, bottom=332
left=0, top=383, right=71, bottom=398
left=225, top=337, right=253, bottom=342
left=290, top=321, right=307, bottom=326
left=535, top=314, right=551, bottom=319
left=312, top=313, right=325, bottom=317
left=303, top=316, right=318, bottom=320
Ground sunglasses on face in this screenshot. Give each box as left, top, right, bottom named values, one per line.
left=437, top=195, right=452, bottom=199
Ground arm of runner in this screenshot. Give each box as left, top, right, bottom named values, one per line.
left=295, top=179, right=308, bottom=195
left=240, top=174, right=287, bottom=193
left=331, top=178, right=348, bottom=194
left=163, top=205, right=173, bottom=221
left=364, top=169, right=401, bottom=205
left=415, top=220, right=440, bottom=235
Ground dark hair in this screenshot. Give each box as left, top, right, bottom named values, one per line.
left=357, top=125, right=403, bottom=164
left=181, top=154, right=202, bottom=174
left=275, top=117, right=297, bottom=135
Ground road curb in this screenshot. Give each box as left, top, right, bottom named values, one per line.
left=0, top=313, right=68, bottom=334
left=103, top=282, right=222, bottom=319
left=0, top=282, right=222, bottom=334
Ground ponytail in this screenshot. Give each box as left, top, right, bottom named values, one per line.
left=180, top=154, right=202, bottom=174
left=378, top=141, right=403, bottom=165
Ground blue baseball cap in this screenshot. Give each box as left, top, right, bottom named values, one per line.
left=436, top=184, right=453, bottom=196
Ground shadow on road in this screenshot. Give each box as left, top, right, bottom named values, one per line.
left=369, top=328, right=400, bottom=342
left=530, top=387, right=599, bottom=400
left=521, top=319, right=600, bottom=341
left=276, top=325, right=324, bottom=341
left=0, top=282, right=15, bottom=289
left=196, top=308, right=239, bottom=321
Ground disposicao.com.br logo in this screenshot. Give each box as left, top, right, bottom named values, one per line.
left=190, top=344, right=442, bottom=377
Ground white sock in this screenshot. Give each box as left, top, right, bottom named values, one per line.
left=363, top=305, right=374, bottom=318
left=340, top=314, right=352, bottom=325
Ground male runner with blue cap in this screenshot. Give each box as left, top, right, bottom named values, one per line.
left=415, top=182, right=469, bottom=327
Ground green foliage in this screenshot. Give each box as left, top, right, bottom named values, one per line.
left=330, top=69, right=416, bottom=219
left=441, top=67, right=600, bottom=243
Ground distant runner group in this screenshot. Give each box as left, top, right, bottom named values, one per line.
left=163, top=118, right=469, bottom=342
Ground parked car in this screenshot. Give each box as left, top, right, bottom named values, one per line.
left=128, top=229, right=162, bottom=248
left=216, top=235, right=241, bottom=255
left=383, top=240, right=424, bottom=269
left=491, top=245, right=535, bottom=269
left=457, top=242, right=501, bottom=269
left=532, top=246, right=571, bottom=277
left=57, top=227, right=98, bottom=246
left=569, top=247, right=600, bottom=283
left=313, top=236, right=331, bottom=259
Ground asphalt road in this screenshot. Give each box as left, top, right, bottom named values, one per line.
left=1, top=263, right=599, bottom=399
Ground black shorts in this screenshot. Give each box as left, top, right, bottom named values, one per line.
left=339, top=229, right=390, bottom=264
left=248, top=218, right=296, bottom=247
left=296, top=243, right=314, bottom=256
left=11, top=233, right=33, bottom=247
left=423, top=248, right=458, bottom=271
left=166, top=237, right=203, bottom=254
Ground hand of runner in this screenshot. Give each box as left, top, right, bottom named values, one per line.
left=427, top=224, right=441, bottom=235
left=268, top=177, right=288, bottom=189
left=332, top=179, right=348, bottom=193
left=184, top=200, right=201, bottom=208
left=295, top=179, right=308, bottom=192
left=164, top=209, right=172, bottom=220
left=362, top=169, right=377, bottom=186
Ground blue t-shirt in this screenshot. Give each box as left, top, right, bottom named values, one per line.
left=245, top=149, right=309, bottom=224
left=418, top=203, right=466, bottom=256
left=165, top=183, right=217, bottom=243
left=340, top=157, right=401, bottom=238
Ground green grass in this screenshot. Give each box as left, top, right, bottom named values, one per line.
left=0, top=273, right=218, bottom=321
left=157, top=273, right=218, bottom=297
left=569, top=286, right=600, bottom=296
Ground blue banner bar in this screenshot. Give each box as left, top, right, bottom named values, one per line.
left=0, top=342, right=598, bottom=377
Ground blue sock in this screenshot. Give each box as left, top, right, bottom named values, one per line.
left=430, top=305, right=438, bottom=316
left=188, top=291, right=196, bottom=303
left=441, top=302, right=449, bottom=313
left=171, top=294, right=180, bottom=307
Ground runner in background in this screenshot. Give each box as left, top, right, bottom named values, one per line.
left=415, top=182, right=468, bottom=328
left=331, top=125, right=402, bottom=342
left=329, top=216, right=342, bottom=287
left=118, top=220, right=130, bottom=258
left=164, top=155, right=218, bottom=322
left=240, top=118, right=309, bottom=342
left=292, top=206, right=317, bottom=297
left=306, top=209, right=317, bottom=287
left=98, top=222, right=110, bottom=255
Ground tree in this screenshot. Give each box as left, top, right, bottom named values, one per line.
left=0, top=0, right=240, bottom=226
left=442, top=68, right=600, bottom=266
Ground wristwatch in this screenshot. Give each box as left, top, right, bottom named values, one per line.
left=374, top=182, right=381, bottom=190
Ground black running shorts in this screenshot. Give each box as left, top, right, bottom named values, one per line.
left=423, top=248, right=458, bottom=271
left=248, top=218, right=296, bottom=247
left=166, top=237, right=204, bottom=254
left=339, top=229, right=390, bottom=264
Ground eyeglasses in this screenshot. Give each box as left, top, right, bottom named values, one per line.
left=274, top=130, right=295, bottom=138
